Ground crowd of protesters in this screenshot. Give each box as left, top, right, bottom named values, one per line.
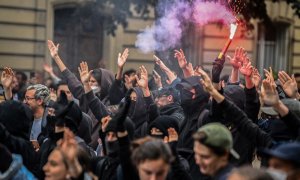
left=0, top=40, right=300, bottom=180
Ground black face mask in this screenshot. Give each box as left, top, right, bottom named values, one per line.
left=128, top=100, right=136, bottom=117
left=53, top=131, right=64, bottom=141
left=105, top=140, right=119, bottom=156
left=150, top=134, right=165, bottom=139
left=180, top=89, right=194, bottom=106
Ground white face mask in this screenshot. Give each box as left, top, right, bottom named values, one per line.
left=91, top=86, right=100, bottom=94
left=267, top=169, right=287, bottom=180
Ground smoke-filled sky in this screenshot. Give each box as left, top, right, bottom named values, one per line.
left=135, top=0, right=235, bottom=53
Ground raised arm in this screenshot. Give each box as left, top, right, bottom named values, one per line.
left=116, top=48, right=129, bottom=80
left=43, top=63, right=61, bottom=84
left=154, top=55, right=177, bottom=85
left=135, top=66, right=151, bottom=97
left=78, top=61, right=109, bottom=120
left=48, top=40, right=86, bottom=101
left=47, top=40, right=66, bottom=72
left=278, top=71, right=299, bottom=100
left=174, top=49, right=194, bottom=78
left=1, top=67, right=14, bottom=100
left=227, top=47, right=244, bottom=83
left=198, top=68, right=273, bottom=148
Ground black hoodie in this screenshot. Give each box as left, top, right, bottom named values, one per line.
left=0, top=101, right=38, bottom=175
left=61, top=68, right=114, bottom=149
left=128, top=87, right=149, bottom=138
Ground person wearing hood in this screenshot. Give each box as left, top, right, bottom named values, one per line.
left=173, top=75, right=211, bottom=179
left=48, top=40, right=114, bottom=149
left=108, top=48, right=138, bottom=105
left=37, top=92, right=95, bottom=179
left=208, top=51, right=261, bottom=166
left=55, top=80, right=93, bottom=144
left=0, top=143, right=36, bottom=180
left=148, top=115, right=192, bottom=180
left=0, top=100, right=39, bottom=175
left=91, top=99, right=135, bottom=180
left=197, top=68, right=300, bottom=178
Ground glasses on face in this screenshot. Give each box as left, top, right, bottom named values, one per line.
left=24, top=96, right=36, bottom=101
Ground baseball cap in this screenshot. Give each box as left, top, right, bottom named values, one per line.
left=260, top=142, right=300, bottom=166
left=175, top=76, right=201, bottom=90
left=193, top=122, right=240, bottom=159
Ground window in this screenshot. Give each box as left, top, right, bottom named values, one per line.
left=257, top=22, right=290, bottom=73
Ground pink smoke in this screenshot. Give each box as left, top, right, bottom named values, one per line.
left=192, top=1, right=235, bottom=26
left=135, top=0, right=235, bottom=53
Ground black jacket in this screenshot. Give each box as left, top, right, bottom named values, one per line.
left=61, top=68, right=112, bottom=149
left=108, top=79, right=128, bottom=105
left=206, top=87, right=260, bottom=165
left=128, top=87, right=149, bottom=138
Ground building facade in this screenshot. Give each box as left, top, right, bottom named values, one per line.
left=0, top=0, right=299, bottom=77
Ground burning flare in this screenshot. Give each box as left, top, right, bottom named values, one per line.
left=218, top=23, right=238, bottom=59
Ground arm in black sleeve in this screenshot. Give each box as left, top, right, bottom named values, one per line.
left=280, top=111, right=300, bottom=140
left=118, top=135, right=139, bottom=180
left=144, top=95, right=159, bottom=124
left=61, top=69, right=85, bottom=100
left=206, top=89, right=224, bottom=125
left=85, top=90, right=109, bottom=121
left=168, top=141, right=193, bottom=180
left=109, top=79, right=127, bottom=105
left=219, top=99, right=273, bottom=148
left=244, top=87, right=260, bottom=124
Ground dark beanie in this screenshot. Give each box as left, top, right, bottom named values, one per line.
left=0, top=143, right=13, bottom=173
left=148, top=115, right=179, bottom=137
left=105, top=117, right=135, bottom=140
left=224, top=84, right=245, bottom=111
left=0, top=100, right=33, bottom=140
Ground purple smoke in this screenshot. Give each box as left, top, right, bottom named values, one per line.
left=135, top=0, right=235, bottom=53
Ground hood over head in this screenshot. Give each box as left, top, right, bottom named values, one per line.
left=92, top=68, right=114, bottom=100
left=0, top=100, right=33, bottom=140
left=148, top=115, right=179, bottom=137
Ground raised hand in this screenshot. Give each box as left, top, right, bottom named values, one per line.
left=47, top=40, right=59, bottom=58
left=153, top=70, right=162, bottom=88
left=263, top=67, right=275, bottom=86
left=198, top=68, right=214, bottom=93
left=78, top=61, right=92, bottom=85
left=227, top=47, right=244, bottom=69
left=101, top=116, right=112, bottom=132
left=239, top=61, right=253, bottom=77
left=252, top=68, right=261, bottom=88
left=154, top=55, right=176, bottom=85
left=135, top=66, right=148, bottom=89
left=118, top=48, right=129, bottom=68
left=154, top=55, right=168, bottom=71
left=174, top=49, right=187, bottom=69
left=278, top=71, right=298, bottom=98
left=1, top=67, right=14, bottom=89
left=43, top=63, right=54, bottom=74
left=186, top=62, right=195, bottom=77
left=57, top=128, right=82, bottom=178
left=261, top=77, right=279, bottom=106
left=167, top=128, right=178, bottom=143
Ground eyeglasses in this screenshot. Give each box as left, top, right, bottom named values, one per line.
left=24, top=96, right=36, bottom=101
